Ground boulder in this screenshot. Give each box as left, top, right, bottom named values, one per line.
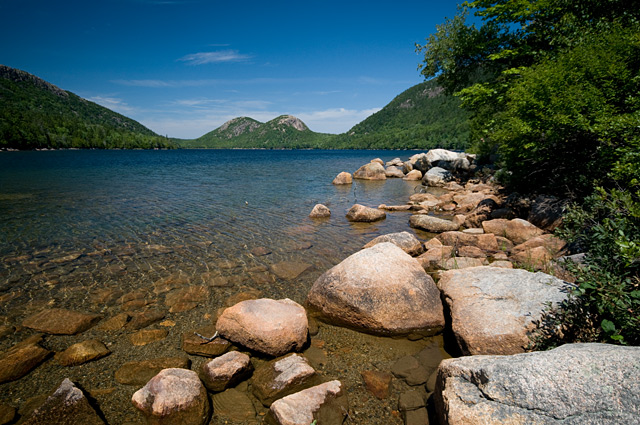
left=435, top=343, right=640, bottom=425
left=385, top=166, right=405, bottom=178
left=346, top=204, right=386, bottom=222
left=309, top=204, right=331, bottom=219
left=416, top=246, right=455, bottom=271
left=408, top=153, right=431, bottom=174
left=378, top=204, right=412, bottom=211
left=115, top=357, right=191, bottom=386
left=423, top=167, right=452, bottom=187
left=409, top=214, right=463, bottom=233
left=267, top=380, right=348, bottom=425
left=403, top=169, right=422, bottom=181
left=386, top=158, right=404, bottom=167
left=0, top=335, right=50, bottom=383
left=437, top=256, right=485, bottom=270
left=216, top=298, right=308, bottom=356
left=132, top=368, right=210, bottom=425
left=363, top=231, right=424, bottom=256
left=438, top=266, right=574, bottom=355
left=252, top=354, right=318, bottom=406
left=20, top=378, right=105, bottom=425
left=464, top=198, right=500, bottom=228
left=22, top=308, right=101, bottom=335
left=353, top=162, right=386, bottom=180
left=54, top=339, right=110, bottom=367
left=482, top=218, right=544, bottom=245
left=437, top=231, right=500, bottom=252
left=200, top=351, right=253, bottom=392
left=307, top=242, right=444, bottom=336
left=511, top=234, right=567, bottom=269
left=331, top=171, right=352, bottom=185
left=528, top=195, right=566, bottom=231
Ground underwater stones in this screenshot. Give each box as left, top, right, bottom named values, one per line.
left=307, top=242, right=444, bottom=336
left=0, top=335, right=50, bottom=383
left=211, top=388, right=256, bottom=422
left=115, top=357, right=191, bottom=386
left=22, top=308, right=101, bottom=335
left=182, top=326, right=231, bottom=357
left=20, top=378, right=105, bottom=425
left=360, top=370, right=392, bottom=399
left=252, top=354, right=317, bottom=406
left=128, top=329, right=168, bottom=346
left=270, top=261, right=312, bottom=280
left=345, top=204, right=386, bottom=222
left=132, top=368, right=210, bottom=425
left=55, top=339, right=110, bottom=367
left=216, top=298, right=308, bottom=356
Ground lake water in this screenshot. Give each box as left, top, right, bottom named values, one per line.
left=0, top=149, right=448, bottom=424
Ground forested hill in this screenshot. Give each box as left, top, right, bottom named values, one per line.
left=0, top=65, right=174, bottom=150
left=179, top=115, right=331, bottom=149
left=179, top=78, right=470, bottom=149
left=330, top=79, right=470, bottom=149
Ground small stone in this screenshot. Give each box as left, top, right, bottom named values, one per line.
left=361, top=370, right=392, bottom=399
left=115, top=357, right=191, bottom=385
left=200, top=351, right=253, bottom=392
left=128, top=329, right=168, bottom=346
left=55, top=339, right=110, bottom=367
left=309, top=204, right=331, bottom=219
left=0, top=335, right=50, bottom=383
left=182, top=326, right=232, bottom=357
left=0, top=403, right=16, bottom=425
left=126, top=309, right=165, bottom=330
left=94, top=313, right=129, bottom=331
left=270, top=261, right=312, bottom=280
left=132, top=368, right=210, bottom=425
left=392, top=356, right=429, bottom=386
left=22, top=308, right=101, bottom=335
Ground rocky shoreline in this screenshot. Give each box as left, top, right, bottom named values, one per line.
left=0, top=149, right=638, bottom=424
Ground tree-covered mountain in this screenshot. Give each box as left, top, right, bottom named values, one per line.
left=330, top=79, right=470, bottom=149
left=180, top=115, right=332, bottom=149
left=0, top=65, right=175, bottom=150
left=179, top=78, right=470, bottom=150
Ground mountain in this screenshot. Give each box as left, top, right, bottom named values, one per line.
left=179, top=78, right=470, bottom=150
left=0, top=65, right=174, bottom=150
left=330, top=78, right=470, bottom=149
left=180, top=115, right=332, bottom=149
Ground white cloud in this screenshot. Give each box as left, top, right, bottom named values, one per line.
left=296, top=107, right=381, bottom=134
left=178, top=50, right=252, bottom=65
left=88, top=96, right=136, bottom=114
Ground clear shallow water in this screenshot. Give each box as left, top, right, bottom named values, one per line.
left=0, top=149, right=447, bottom=424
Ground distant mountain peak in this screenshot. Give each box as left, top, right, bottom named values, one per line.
left=217, top=116, right=261, bottom=138
left=0, top=64, right=68, bottom=98
left=275, top=115, right=308, bottom=132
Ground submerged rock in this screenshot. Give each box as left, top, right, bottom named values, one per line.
left=252, top=354, right=318, bottom=406
left=216, top=298, right=308, bottom=356
left=200, top=351, right=253, bottom=392
left=20, top=378, right=105, bottom=425
left=22, top=308, right=101, bottom=335
left=438, top=266, right=573, bottom=355
left=115, top=357, right=191, bottom=386
left=307, top=242, right=444, bottom=336
left=435, top=343, right=640, bottom=424
left=132, top=368, right=210, bottom=425
left=55, top=339, right=110, bottom=367
left=0, top=335, right=50, bottom=383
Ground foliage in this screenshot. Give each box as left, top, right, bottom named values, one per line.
left=0, top=66, right=175, bottom=150
left=418, top=1, right=640, bottom=346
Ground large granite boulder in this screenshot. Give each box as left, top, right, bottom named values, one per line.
left=435, top=343, right=640, bottom=425
left=331, top=171, right=352, bottom=185
left=438, top=266, right=573, bottom=355
left=216, top=298, right=308, bottom=356
left=363, top=231, right=424, bottom=256
left=132, top=368, right=210, bottom=425
left=403, top=169, right=423, bottom=181
left=353, top=162, right=386, bottom=180
left=309, top=204, right=331, bottom=219
left=20, top=378, right=105, bottom=425
left=266, top=380, right=349, bottom=425
left=346, top=204, right=386, bottom=222
left=385, top=166, right=405, bottom=178
left=307, top=242, right=444, bottom=336
left=426, top=149, right=472, bottom=172
left=482, top=218, right=544, bottom=245
left=423, top=167, right=452, bottom=187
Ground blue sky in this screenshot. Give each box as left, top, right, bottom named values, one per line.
left=1, top=0, right=462, bottom=138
